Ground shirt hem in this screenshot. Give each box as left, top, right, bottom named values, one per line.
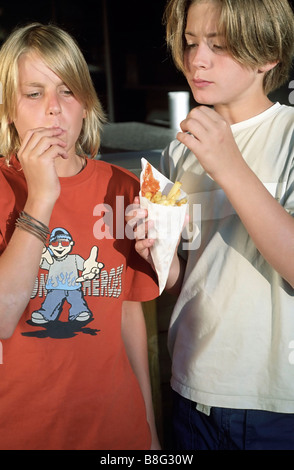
left=171, top=377, right=294, bottom=414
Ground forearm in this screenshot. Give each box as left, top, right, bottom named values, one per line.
left=220, top=157, right=294, bottom=287
left=0, top=200, right=53, bottom=338
left=178, top=106, right=294, bottom=288
left=165, top=250, right=186, bottom=296
left=121, top=301, right=161, bottom=450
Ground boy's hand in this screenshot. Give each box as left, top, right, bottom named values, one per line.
left=125, top=197, right=155, bottom=266
left=177, top=106, right=242, bottom=184
left=17, top=127, right=69, bottom=207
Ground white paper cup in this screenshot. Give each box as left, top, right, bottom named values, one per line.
left=168, top=91, right=190, bottom=131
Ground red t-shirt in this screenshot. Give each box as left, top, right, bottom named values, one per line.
left=0, top=156, right=158, bottom=450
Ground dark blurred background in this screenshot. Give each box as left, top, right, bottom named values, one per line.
left=0, top=0, right=292, bottom=125
left=0, top=0, right=189, bottom=124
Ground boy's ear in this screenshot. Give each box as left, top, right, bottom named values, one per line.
left=258, top=61, right=279, bottom=73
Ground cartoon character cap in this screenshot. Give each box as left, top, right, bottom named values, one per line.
left=49, top=227, right=73, bottom=243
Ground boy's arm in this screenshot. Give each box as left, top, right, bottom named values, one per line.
left=0, top=204, right=52, bottom=339
left=179, top=106, right=294, bottom=288
left=0, top=127, right=67, bottom=339
left=121, top=300, right=161, bottom=450
left=218, top=158, right=294, bottom=288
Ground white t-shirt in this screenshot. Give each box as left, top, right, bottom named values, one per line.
left=161, top=103, right=294, bottom=413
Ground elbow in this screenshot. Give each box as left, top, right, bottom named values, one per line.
left=0, top=324, right=16, bottom=340
left=0, top=296, right=25, bottom=339
left=0, top=313, right=17, bottom=340
left=165, top=283, right=182, bottom=297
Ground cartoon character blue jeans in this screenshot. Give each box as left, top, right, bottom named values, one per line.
left=33, top=288, right=92, bottom=321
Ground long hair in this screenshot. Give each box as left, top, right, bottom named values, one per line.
left=0, top=23, right=106, bottom=163
left=164, top=0, right=294, bottom=95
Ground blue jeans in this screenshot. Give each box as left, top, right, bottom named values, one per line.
left=172, top=391, right=294, bottom=450
left=34, top=288, right=91, bottom=321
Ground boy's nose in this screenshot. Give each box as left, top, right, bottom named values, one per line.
left=46, top=94, right=61, bottom=115
left=49, top=106, right=61, bottom=115
left=191, top=42, right=211, bottom=69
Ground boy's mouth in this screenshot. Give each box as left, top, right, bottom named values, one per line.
left=193, top=78, right=213, bottom=87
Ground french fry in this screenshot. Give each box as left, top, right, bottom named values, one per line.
left=149, top=184, right=186, bottom=206
left=176, top=197, right=188, bottom=206
left=142, top=162, right=187, bottom=206
left=167, top=181, right=182, bottom=201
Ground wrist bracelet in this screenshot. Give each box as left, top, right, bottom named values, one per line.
left=15, top=211, right=50, bottom=245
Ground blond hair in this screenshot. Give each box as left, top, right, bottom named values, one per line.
left=0, top=23, right=106, bottom=163
left=164, top=0, right=294, bottom=95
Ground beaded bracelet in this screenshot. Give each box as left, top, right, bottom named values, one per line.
left=15, top=211, right=50, bottom=244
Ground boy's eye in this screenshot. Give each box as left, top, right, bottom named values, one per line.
left=60, top=88, right=73, bottom=96
left=185, top=39, right=198, bottom=48
left=208, top=39, right=227, bottom=54
left=213, top=44, right=225, bottom=50
left=185, top=39, right=227, bottom=54
left=26, top=92, right=41, bottom=98
left=211, top=44, right=227, bottom=55
left=186, top=42, right=198, bottom=50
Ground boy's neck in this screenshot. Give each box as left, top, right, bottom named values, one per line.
left=215, top=96, right=275, bottom=125
left=55, top=153, right=86, bottom=177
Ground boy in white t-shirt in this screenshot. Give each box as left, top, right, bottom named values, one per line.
left=134, top=0, right=294, bottom=450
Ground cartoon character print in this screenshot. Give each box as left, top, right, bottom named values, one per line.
left=31, top=227, right=104, bottom=324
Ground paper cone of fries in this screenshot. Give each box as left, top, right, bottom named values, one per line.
left=139, top=158, right=188, bottom=294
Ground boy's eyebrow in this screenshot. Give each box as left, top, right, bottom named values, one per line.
left=185, top=31, right=221, bottom=38
left=21, top=80, right=65, bottom=87
left=21, top=81, right=44, bottom=87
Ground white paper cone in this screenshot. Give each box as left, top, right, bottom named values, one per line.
left=140, top=158, right=188, bottom=294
